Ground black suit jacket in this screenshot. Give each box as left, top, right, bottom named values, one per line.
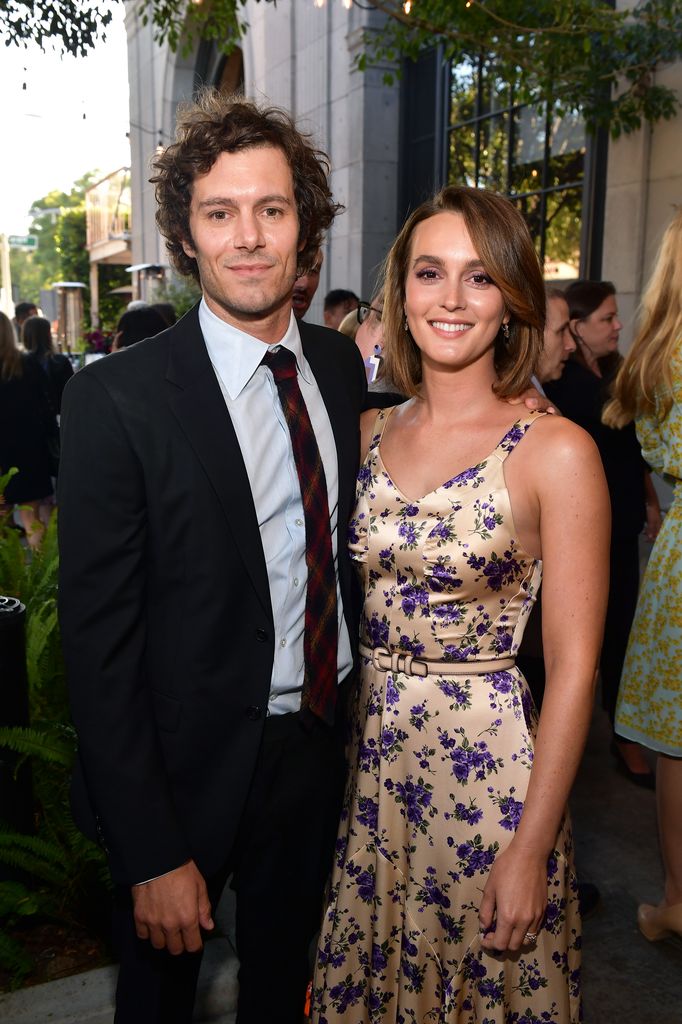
left=58, top=307, right=366, bottom=885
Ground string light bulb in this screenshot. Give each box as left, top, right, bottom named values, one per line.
left=403, top=0, right=412, bottom=11
left=313, top=0, right=325, bottom=7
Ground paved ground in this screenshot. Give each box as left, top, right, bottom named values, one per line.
left=1, top=698, right=680, bottom=1023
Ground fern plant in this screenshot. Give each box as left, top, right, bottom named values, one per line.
left=0, top=475, right=110, bottom=989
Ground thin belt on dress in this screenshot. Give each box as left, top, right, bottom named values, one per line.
left=358, top=643, right=515, bottom=678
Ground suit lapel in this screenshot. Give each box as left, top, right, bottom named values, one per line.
left=164, top=307, right=272, bottom=620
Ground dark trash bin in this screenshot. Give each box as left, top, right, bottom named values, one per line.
left=0, top=595, right=33, bottom=834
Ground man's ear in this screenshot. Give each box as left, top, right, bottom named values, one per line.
left=181, top=237, right=197, bottom=259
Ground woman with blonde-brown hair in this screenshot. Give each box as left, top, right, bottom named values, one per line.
left=0, top=311, right=56, bottom=547
left=604, top=208, right=682, bottom=942
left=313, top=185, right=610, bottom=1023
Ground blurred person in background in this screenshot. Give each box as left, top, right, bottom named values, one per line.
left=0, top=311, right=56, bottom=548
left=544, top=279, right=661, bottom=788
left=323, top=288, right=358, bottom=329
left=12, top=300, right=38, bottom=341
left=292, top=249, right=323, bottom=320
left=604, top=209, right=682, bottom=942
left=22, top=315, right=74, bottom=414
left=111, top=306, right=169, bottom=351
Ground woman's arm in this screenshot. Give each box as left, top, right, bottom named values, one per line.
left=480, top=419, right=610, bottom=951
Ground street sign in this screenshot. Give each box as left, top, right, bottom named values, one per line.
left=8, top=235, right=38, bottom=251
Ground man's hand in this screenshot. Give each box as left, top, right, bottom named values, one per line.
left=507, top=385, right=558, bottom=415
left=132, top=859, right=214, bottom=954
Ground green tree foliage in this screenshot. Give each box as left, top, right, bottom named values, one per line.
left=361, top=0, right=682, bottom=137
left=0, top=1, right=112, bottom=57
left=2, top=2, right=680, bottom=136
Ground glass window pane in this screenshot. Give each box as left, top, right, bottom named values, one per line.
left=550, top=108, right=585, bottom=158
left=447, top=127, right=477, bottom=187
left=480, top=61, right=509, bottom=117
left=511, top=194, right=543, bottom=253
left=543, top=188, right=582, bottom=280
left=477, top=113, right=509, bottom=192
left=510, top=105, right=545, bottom=195
left=449, top=60, right=477, bottom=126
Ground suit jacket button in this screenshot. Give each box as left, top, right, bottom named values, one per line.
left=246, top=705, right=262, bottom=720
left=255, top=627, right=268, bottom=642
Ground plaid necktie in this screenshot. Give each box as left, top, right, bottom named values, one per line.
left=262, top=347, right=338, bottom=725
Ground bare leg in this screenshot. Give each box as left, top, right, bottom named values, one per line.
left=17, top=500, right=45, bottom=550
left=656, top=753, right=682, bottom=905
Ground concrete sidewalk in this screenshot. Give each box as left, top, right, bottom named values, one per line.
left=1, top=701, right=681, bottom=1023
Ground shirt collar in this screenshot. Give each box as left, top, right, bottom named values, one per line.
left=199, top=297, right=313, bottom=400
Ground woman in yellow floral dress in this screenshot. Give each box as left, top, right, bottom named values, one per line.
left=605, top=208, right=682, bottom=942
left=312, top=186, right=610, bottom=1023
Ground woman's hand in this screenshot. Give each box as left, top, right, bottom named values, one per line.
left=478, top=844, right=547, bottom=952
left=644, top=502, right=662, bottom=542
left=506, top=386, right=558, bottom=415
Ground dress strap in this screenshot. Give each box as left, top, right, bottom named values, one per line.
left=367, top=406, right=396, bottom=453
left=492, top=411, right=546, bottom=464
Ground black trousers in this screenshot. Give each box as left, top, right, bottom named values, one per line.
left=113, top=702, right=349, bottom=1024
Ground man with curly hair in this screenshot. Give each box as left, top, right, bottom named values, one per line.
left=57, top=90, right=366, bottom=1024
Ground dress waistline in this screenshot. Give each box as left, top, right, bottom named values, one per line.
left=359, top=643, right=515, bottom=678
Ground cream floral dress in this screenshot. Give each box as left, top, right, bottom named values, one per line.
left=312, top=409, right=581, bottom=1024
left=615, top=339, right=682, bottom=755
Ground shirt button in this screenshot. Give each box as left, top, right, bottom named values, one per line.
left=255, top=627, right=268, bottom=642
left=293, top=577, right=299, bottom=587
left=280, top=638, right=287, bottom=648
left=295, top=517, right=304, bottom=527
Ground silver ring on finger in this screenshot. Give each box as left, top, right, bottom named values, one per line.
left=524, top=931, right=538, bottom=943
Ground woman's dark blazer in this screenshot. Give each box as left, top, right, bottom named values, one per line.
left=57, top=305, right=366, bottom=885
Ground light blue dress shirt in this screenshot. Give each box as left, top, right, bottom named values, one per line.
left=200, top=299, right=353, bottom=715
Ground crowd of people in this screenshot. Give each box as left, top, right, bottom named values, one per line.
left=2, top=87, right=680, bottom=1024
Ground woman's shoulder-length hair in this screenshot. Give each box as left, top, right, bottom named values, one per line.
left=381, top=185, right=545, bottom=399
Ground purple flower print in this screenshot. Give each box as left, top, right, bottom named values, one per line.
left=390, top=775, right=433, bottom=827
left=329, top=977, right=365, bottom=1012
left=433, top=602, right=464, bottom=626
left=481, top=550, right=522, bottom=591
left=428, top=521, right=453, bottom=543
left=495, top=790, right=525, bottom=832
left=450, top=800, right=484, bottom=826
left=403, top=503, right=420, bottom=517
left=400, top=955, right=425, bottom=993
left=500, top=422, right=528, bottom=452
left=371, top=943, right=388, bottom=972
left=355, top=868, right=375, bottom=902
left=543, top=896, right=565, bottom=935
left=444, top=462, right=486, bottom=489
left=400, top=582, right=429, bottom=618
left=478, top=977, right=504, bottom=1004
left=418, top=869, right=451, bottom=909
left=365, top=611, right=389, bottom=648
left=491, top=672, right=513, bottom=693
left=428, top=562, right=462, bottom=592
left=437, top=679, right=471, bottom=708
left=386, top=675, right=401, bottom=707
left=409, top=703, right=429, bottom=732
left=356, top=795, right=379, bottom=831
left=491, top=627, right=513, bottom=653
left=398, top=521, right=418, bottom=547
left=357, top=463, right=373, bottom=487
left=462, top=951, right=487, bottom=981
left=397, top=633, right=426, bottom=656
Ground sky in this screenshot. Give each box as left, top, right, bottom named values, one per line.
left=0, top=1, right=130, bottom=236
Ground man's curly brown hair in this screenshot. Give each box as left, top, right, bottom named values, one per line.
left=151, top=88, right=343, bottom=282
